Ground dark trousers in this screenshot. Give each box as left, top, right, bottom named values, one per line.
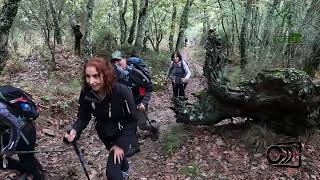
left=106, top=150, right=129, bottom=180
left=0, top=122, right=44, bottom=180
left=101, top=128, right=137, bottom=180
left=172, top=82, right=187, bottom=97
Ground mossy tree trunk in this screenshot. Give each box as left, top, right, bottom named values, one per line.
left=175, top=0, right=193, bottom=51
left=0, top=0, right=21, bottom=74
left=168, top=1, right=177, bottom=53
left=127, top=0, right=137, bottom=45
left=134, top=0, right=149, bottom=56
left=83, top=0, right=94, bottom=62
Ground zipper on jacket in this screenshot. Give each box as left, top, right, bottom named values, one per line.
left=124, top=100, right=130, bottom=114
left=118, top=122, right=123, bottom=131
left=108, top=103, right=111, bottom=118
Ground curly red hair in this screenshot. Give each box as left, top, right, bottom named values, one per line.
left=82, top=57, right=117, bottom=97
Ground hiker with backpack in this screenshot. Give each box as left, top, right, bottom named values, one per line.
left=166, top=50, right=191, bottom=98
left=0, top=85, right=45, bottom=180
left=63, top=57, right=139, bottom=180
left=110, top=50, right=160, bottom=143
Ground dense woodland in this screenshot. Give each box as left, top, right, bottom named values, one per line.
left=0, top=0, right=320, bottom=179
left=0, top=0, right=319, bottom=75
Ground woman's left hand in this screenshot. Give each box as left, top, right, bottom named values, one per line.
left=110, top=145, right=124, bottom=164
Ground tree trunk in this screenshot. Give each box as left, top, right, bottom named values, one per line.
left=134, top=0, right=149, bottom=56
left=83, top=0, right=94, bottom=62
left=261, top=0, right=280, bottom=47
left=171, top=31, right=320, bottom=136
left=0, top=0, right=21, bottom=74
left=175, top=0, right=193, bottom=51
left=64, top=1, right=82, bottom=55
left=127, top=0, right=138, bottom=44
left=230, top=0, right=240, bottom=44
left=48, top=0, right=62, bottom=44
left=303, top=13, right=320, bottom=77
left=294, top=0, right=320, bottom=64
left=72, top=25, right=83, bottom=56
left=239, top=0, right=253, bottom=69
left=118, top=0, right=128, bottom=46
left=217, top=0, right=229, bottom=56
left=169, top=2, right=177, bottom=53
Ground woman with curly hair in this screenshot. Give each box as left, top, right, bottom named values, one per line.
left=64, top=57, right=139, bottom=179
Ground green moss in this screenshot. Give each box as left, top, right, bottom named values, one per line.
left=161, top=124, right=192, bottom=155
left=179, top=163, right=202, bottom=177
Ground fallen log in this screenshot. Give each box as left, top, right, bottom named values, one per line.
left=171, top=30, right=320, bottom=136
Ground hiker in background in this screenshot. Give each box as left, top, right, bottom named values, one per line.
left=63, top=58, right=139, bottom=180
left=166, top=50, right=191, bottom=98
left=181, top=47, right=190, bottom=63
left=0, top=86, right=45, bottom=180
left=111, top=50, right=160, bottom=143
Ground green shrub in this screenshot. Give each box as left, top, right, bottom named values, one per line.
left=152, top=73, right=167, bottom=91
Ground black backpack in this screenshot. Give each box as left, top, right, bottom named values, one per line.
left=0, top=85, right=39, bottom=121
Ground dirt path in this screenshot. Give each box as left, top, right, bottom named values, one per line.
left=128, top=47, right=207, bottom=180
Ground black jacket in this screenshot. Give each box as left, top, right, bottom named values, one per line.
left=72, top=83, right=139, bottom=150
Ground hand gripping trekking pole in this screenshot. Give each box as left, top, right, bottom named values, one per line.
left=64, top=129, right=90, bottom=180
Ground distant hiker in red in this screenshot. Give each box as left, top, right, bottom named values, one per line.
left=166, top=50, right=191, bottom=98
left=64, top=57, right=139, bottom=180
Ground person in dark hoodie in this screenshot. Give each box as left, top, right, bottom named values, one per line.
left=64, top=57, right=139, bottom=180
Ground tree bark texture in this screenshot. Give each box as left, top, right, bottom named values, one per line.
left=0, top=0, right=21, bottom=74
left=127, top=0, right=138, bottom=44
left=48, top=0, right=62, bottom=44
left=239, top=0, right=252, bottom=69
left=260, top=0, right=280, bottom=47
left=169, top=1, right=177, bottom=53
left=134, top=0, right=149, bottom=56
left=83, top=0, right=94, bottom=62
left=175, top=0, right=193, bottom=51
left=171, top=31, right=320, bottom=136
left=303, top=28, right=320, bottom=77
left=117, top=0, right=128, bottom=46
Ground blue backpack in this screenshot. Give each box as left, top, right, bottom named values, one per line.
left=0, top=85, right=39, bottom=121
left=127, top=57, right=151, bottom=80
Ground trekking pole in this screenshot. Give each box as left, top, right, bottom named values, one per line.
left=71, top=141, right=90, bottom=180
left=13, top=149, right=67, bottom=154
left=142, top=111, right=157, bottom=131
left=64, top=128, right=90, bottom=180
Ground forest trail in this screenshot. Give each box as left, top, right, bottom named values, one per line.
left=0, top=47, right=320, bottom=180
left=128, top=47, right=207, bottom=179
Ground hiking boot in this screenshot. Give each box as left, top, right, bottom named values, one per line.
left=122, top=171, right=129, bottom=180
left=122, top=161, right=131, bottom=180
